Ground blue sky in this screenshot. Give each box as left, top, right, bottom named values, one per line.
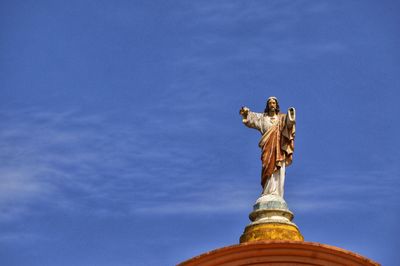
left=1, top=0, right=399, bottom=265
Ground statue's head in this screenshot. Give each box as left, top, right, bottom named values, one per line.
left=264, top=96, right=280, bottom=114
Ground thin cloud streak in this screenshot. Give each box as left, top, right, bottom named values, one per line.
left=171, top=0, right=346, bottom=68
left=0, top=107, right=228, bottom=220
left=288, top=171, right=399, bottom=213
left=132, top=182, right=255, bottom=215
left=0, top=231, right=46, bottom=244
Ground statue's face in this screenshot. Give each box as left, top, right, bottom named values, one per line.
left=268, top=99, right=277, bottom=112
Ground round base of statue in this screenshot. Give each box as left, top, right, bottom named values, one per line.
left=240, top=194, right=303, bottom=243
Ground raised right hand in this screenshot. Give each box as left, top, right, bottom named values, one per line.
left=239, top=106, right=249, bottom=117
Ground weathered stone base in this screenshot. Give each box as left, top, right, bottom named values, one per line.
left=240, top=222, right=304, bottom=243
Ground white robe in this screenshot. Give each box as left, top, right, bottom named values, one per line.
left=243, top=111, right=295, bottom=198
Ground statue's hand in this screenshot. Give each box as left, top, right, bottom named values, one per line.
left=240, top=106, right=249, bottom=118
left=288, top=107, right=295, bottom=120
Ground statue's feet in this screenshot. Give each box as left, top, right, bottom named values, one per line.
left=256, top=194, right=285, bottom=204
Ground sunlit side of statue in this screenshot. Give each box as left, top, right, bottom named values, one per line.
left=240, top=96, right=296, bottom=199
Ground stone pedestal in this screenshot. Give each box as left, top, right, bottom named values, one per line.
left=240, top=194, right=303, bottom=243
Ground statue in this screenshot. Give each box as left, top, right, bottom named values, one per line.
left=239, top=97, right=303, bottom=243
left=240, top=97, right=296, bottom=198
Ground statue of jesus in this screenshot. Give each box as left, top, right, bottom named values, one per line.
left=240, top=97, right=296, bottom=198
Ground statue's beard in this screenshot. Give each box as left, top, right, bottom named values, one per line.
left=269, top=107, right=276, bottom=113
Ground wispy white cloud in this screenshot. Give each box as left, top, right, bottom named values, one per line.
left=171, top=0, right=346, bottom=68
left=0, top=231, right=46, bottom=244
left=0, top=107, right=238, bottom=222
left=132, top=182, right=255, bottom=215
left=0, top=109, right=106, bottom=221
left=287, top=170, right=399, bottom=213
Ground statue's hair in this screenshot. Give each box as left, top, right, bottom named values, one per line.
left=264, top=97, right=280, bottom=114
